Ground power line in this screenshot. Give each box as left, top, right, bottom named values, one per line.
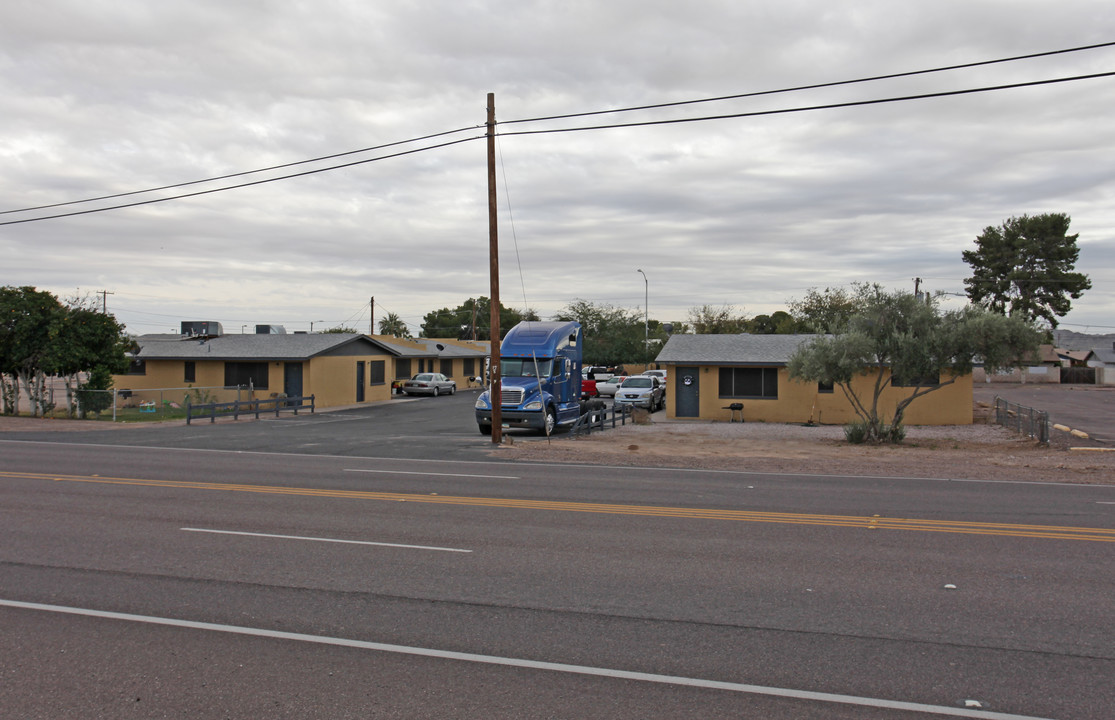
left=4, top=44, right=1113, bottom=226
left=0, top=125, right=481, bottom=216
left=0, top=134, right=483, bottom=226
left=498, top=40, right=1115, bottom=126
left=496, top=71, right=1115, bottom=138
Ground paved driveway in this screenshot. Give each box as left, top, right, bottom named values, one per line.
left=973, top=383, right=1115, bottom=444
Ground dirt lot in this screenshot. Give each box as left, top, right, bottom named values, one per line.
left=496, top=418, right=1115, bottom=485
left=2, top=410, right=1111, bottom=485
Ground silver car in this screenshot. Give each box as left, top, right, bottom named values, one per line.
left=613, top=375, right=665, bottom=411
left=402, top=373, right=457, bottom=396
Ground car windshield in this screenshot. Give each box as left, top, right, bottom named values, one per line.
left=501, top=358, right=554, bottom=377
left=622, top=377, right=653, bottom=388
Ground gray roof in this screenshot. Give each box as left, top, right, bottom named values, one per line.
left=136, top=333, right=413, bottom=361
left=411, top=339, right=487, bottom=358
left=656, top=333, right=821, bottom=365
left=1091, top=346, right=1115, bottom=364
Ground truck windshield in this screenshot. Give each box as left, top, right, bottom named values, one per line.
left=501, top=358, right=554, bottom=378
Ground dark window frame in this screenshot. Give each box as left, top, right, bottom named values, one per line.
left=718, top=366, right=778, bottom=399
left=369, top=360, right=386, bottom=385
left=184, top=361, right=196, bottom=383
left=890, top=372, right=941, bottom=388
left=395, top=359, right=412, bottom=380
left=224, top=362, right=269, bottom=390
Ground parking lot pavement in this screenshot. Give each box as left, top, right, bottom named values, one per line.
left=973, top=383, right=1114, bottom=445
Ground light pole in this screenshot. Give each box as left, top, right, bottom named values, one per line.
left=637, top=269, right=648, bottom=370
left=310, top=320, right=323, bottom=333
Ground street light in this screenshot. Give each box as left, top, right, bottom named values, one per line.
left=637, top=269, right=648, bottom=370
left=310, top=320, right=324, bottom=333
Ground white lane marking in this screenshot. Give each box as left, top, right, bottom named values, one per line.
left=0, top=599, right=1051, bottom=720
left=344, top=468, right=519, bottom=479
left=180, top=528, right=471, bottom=553
left=2, top=437, right=1113, bottom=487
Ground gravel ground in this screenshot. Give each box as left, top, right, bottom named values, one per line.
left=495, top=419, right=1115, bottom=485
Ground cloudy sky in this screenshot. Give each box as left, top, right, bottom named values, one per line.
left=3, top=1, right=1114, bottom=337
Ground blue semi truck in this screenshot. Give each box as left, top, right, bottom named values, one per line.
left=474, top=320, right=592, bottom=435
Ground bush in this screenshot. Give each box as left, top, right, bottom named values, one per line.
left=843, top=420, right=906, bottom=444
left=843, top=421, right=869, bottom=444
left=882, top=423, right=907, bottom=444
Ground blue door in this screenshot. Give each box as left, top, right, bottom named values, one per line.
left=676, top=366, right=700, bottom=417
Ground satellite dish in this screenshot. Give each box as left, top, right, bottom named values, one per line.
left=436, top=343, right=445, bottom=351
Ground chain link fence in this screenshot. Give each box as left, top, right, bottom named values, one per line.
left=993, top=396, right=1049, bottom=444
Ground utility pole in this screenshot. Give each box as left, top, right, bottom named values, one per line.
left=370, top=296, right=375, bottom=335
left=98, top=290, right=114, bottom=314
left=487, top=92, right=502, bottom=445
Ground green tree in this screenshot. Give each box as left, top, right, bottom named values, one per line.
left=321, top=326, right=360, bottom=334
left=378, top=312, right=412, bottom=338
left=0, top=287, right=129, bottom=417
left=687, top=304, right=748, bottom=334
left=788, top=286, right=861, bottom=333
left=963, top=213, right=1091, bottom=329
left=50, top=299, right=130, bottom=417
left=787, top=286, right=1041, bottom=443
left=0, top=286, right=64, bottom=416
left=747, top=310, right=800, bottom=334
left=420, top=297, right=538, bottom=340
left=554, top=299, right=654, bottom=366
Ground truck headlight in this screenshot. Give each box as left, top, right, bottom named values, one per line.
left=523, top=401, right=543, bottom=410
left=475, top=395, right=490, bottom=409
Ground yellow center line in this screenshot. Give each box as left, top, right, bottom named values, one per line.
left=6, top=469, right=1115, bottom=542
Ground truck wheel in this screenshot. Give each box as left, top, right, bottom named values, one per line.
left=542, top=408, right=556, bottom=435
left=479, top=423, right=492, bottom=436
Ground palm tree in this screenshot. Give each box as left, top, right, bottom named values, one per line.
left=378, top=312, right=412, bottom=338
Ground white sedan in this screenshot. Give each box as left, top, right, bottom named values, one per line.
left=402, top=373, right=456, bottom=396
left=595, top=376, right=627, bottom=397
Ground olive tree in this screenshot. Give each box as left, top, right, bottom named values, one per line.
left=787, top=286, right=1041, bottom=443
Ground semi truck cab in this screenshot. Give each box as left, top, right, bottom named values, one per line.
left=474, top=321, right=584, bottom=435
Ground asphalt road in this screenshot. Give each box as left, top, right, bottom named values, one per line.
left=1, top=393, right=1114, bottom=718
left=973, top=383, right=1115, bottom=444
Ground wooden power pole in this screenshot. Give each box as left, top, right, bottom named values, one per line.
left=487, top=92, right=502, bottom=444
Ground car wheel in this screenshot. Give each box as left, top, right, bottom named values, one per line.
left=479, top=423, right=492, bottom=436
left=433, top=387, right=439, bottom=397
left=449, top=385, right=456, bottom=395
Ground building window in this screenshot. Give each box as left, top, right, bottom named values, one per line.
left=891, top=372, right=940, bottom=388
left=396, top=359, right=412, bottom=379
left=463, top=358, right=476, bottom=377
left=184, top=361, right=196, bottom=383
left=818, top=381, right=834, bottom=394
left=369, top=360, right=386, bottom=385
left=224, top=362, right=269, bottom=389
left=440, top=359, right=453, bottom=376
left=719, top=367, right=778, bottom=399
left=127, top=358, right=146, bottom=375
left=418, top=359, right=425, bottom=373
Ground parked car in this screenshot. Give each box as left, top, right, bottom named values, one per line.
left=613, top=375, right=665, bottom=412
left=584, top=366, right=614, bottom=383
left=641, top=369, right=667, bottom=384
left=402, top=373, right=456, bottom=396
left=595, top=376, right=627, bottom=397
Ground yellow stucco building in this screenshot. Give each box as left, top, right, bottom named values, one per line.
left=115, top=331, right=488, bottom=410
left=656, top=333, right=972, bottom=425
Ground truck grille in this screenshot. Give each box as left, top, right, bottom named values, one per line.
left=500, top=388, right=525, bottom=405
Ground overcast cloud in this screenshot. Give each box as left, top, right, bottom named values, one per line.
left=3, top=1, right=1114, bottom=336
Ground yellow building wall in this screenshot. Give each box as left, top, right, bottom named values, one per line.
left=113, top=354, right=395, bottom=409
left=665, top=366, right=972, bottom=426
